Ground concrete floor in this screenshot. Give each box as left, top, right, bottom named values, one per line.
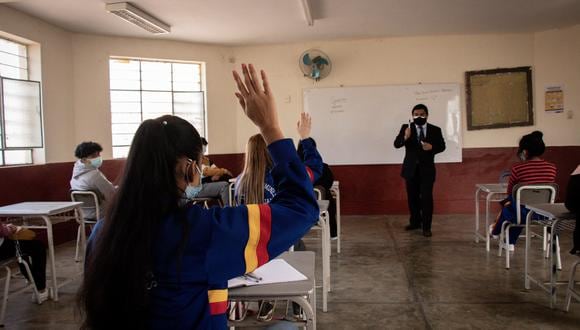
left=2, top=214, right=580, bottom=329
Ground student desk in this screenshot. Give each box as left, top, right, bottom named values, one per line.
left=228, top=251, right=317, bottom=330
left=474, top=183, right=508, bottom=251
left=524, top=203, right=576, bottom=308
left=0, top=201, right=83, bottom=302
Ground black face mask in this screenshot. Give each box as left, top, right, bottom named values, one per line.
left=413, top=117, right=427, bottom=126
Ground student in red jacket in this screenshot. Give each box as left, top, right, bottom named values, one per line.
left=79, top=64, right=319, bottom=329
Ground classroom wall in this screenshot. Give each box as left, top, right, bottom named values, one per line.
left=0, top=5, right=75, bottom=163
left=70, top=34, right=237, bottom=158
left=232, top=26, right=580, bottom=152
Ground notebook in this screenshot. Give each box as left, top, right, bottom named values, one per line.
left=228, top=259, right=307, bottom=288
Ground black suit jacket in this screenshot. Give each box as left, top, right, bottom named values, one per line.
left=393, top=122, right=446, bottom=181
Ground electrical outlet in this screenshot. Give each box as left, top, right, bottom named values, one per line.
left=284, top=95, right=292, bottom=103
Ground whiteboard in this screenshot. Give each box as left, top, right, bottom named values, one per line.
left=303, top=83, right=462, bottom=165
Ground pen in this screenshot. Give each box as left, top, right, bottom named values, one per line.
left=244, top=272, right=262, bottom=282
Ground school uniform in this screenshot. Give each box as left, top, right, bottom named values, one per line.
left=86, top=139, right=319, bottom=329
left=235, top=137, right=323, bottom=204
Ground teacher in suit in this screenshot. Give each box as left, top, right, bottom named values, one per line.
left=394, top=104, right=446, bottom=237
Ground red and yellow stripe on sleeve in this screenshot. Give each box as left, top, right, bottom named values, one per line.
left=244, top=204, right=272, bottom=273
left=305, top=166, right=314, bottom=182
left=208, top=289, right=228, bottom=315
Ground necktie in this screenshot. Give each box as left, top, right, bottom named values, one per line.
left=418, top=126, right=425, bottom=142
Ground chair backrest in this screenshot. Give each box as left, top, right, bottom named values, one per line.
left=228, top=182, right=236, bottom=207
left=512, top=183, right=558, bottom=224
left=313, top=187, right=323, bottom=201
left=70, top=190, right=100, bottom=221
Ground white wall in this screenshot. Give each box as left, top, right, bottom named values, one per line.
left=70, top=34, right=236, bottom=158
left=1, top=3, right=578, bottom=161
left=0, top=4, right=75, bottom=162
left=232, top=27, right=580, bottom=152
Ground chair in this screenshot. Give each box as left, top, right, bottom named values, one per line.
left=565, top=259, right=580, bottom=312
left=498, top=183, right=558, bottom=269
left=1, top=246, right=40, bottom=326
left=228, top=182, right=237, bottom=207
left=330, top=181, right=341, bottom=254
left=190, top=197, right=223, bottom=209
left=70, top=190, right=100, bottom=262
left=306, top=188, right=331, bottom=312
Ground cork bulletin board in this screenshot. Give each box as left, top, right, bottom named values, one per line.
left=465, top=66, right=533, bottom=130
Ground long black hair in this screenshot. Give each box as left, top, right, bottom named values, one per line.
left=78, top=115, right=202, bottom=329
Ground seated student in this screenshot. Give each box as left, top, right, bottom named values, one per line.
left=297, top=139, right=337, bottom=239
left=234, top=112, right=322, bottom=321
left=491, top=131, right=557, bottom=249
left=70, top=142, right=116, bottom=220
left=78, top=64, right=319, bottom=329
left=200, top=138, right=234, bottom=183
left=0, top=223, right=48, bottom=303
left=566, top=164, right=580, bottom=255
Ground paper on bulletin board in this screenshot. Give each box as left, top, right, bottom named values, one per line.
left=545, top=85, right=564, bottom=113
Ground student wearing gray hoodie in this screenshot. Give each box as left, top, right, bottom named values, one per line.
left=70, top=142, right=116, bottom=220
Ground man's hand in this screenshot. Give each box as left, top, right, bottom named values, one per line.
left=404, top=125, right=411, bottom=141
left=421, top=142, right=433, bottom=151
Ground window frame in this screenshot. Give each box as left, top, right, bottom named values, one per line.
left=0, top=37, right=38, bottom=167
left=109, top=57, right=206, bottom=158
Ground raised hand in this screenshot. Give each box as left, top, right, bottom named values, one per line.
left=233, top=64, right=283, bottom=144
left=296, top=112, right=312, bottom=140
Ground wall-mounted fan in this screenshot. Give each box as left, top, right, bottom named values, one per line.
left=299, top=49, right=332, bottom=81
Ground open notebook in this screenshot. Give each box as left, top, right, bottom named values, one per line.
left=228, top=259, right=307, bottom=288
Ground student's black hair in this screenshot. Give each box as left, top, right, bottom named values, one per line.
left=201, top=137, right=208, bottom=146
left=412, top=104, right=429, bottom=115
left=74, top=142, right=103, bottom=159
left=297, top=138, right=316, bottom=161
left=518, top=130, right=546, bottom=158
left=78, top=115, right=202, bottom=329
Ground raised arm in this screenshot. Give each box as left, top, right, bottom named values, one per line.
left=203, top=64, right=319, bottom=282
left=297, top=112, right=323, bottom=182
left=394, top=124, right=410, bottom=149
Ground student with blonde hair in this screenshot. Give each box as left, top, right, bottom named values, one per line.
left=234, top=112, right=322, bottom=321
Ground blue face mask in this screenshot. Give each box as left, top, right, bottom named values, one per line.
left=184, top=163, right=203, bottom=200
left=89, top=156, right=103, bottom=169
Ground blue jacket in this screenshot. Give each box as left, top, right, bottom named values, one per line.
left=87, top=139, right=319, bottom=329
left=235, top=138, right=323, bottom=204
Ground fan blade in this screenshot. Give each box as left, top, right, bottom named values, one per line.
left=311, top=68, right=320, bottom=79
left=302, top=53, right=312, bottom=65
left=312, top=56, right=329, bottom=66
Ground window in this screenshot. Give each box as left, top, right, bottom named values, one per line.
left=0, top=37, right=41, bottom=166
left=109, top=58, right=205, bottom=158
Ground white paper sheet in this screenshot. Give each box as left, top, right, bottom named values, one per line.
left=228, top=259, right=307, bottom=288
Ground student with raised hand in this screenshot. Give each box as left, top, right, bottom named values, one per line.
left=70, top=141, right=116, bottom=220
left=490, top=131, right=557, bottom=250
left=235, top=112, right=323, bottom=205
left=78, top=64, right=319, bottom=329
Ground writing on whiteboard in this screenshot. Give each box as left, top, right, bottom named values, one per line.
left=330, top=97, right=347, bottom=114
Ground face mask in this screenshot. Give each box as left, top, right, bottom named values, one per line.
left=413, top=116, right=427, bottom=126
left=184, top=163, right=203, bottom=200
left=89, top=156, right=103, bottom=169
left=202, top=146, right=208, bottom=155
left=518, top=151, right=526, bottom=161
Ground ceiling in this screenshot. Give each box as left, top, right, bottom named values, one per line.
left=3, top=0, right=580, bottom=46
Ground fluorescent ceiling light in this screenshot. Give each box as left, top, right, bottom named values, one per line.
left=106, top=2, right=171, bottom=34
left=299, top=0, right=314, bottom=26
